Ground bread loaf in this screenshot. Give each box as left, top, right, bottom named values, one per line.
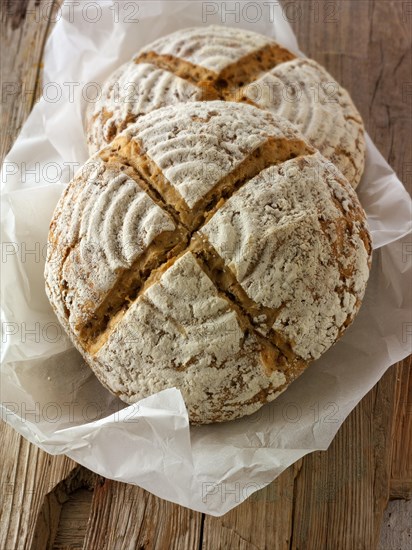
left=47, top=101, right=371, bottom=423
left=87, top=25, right=365, bottom=188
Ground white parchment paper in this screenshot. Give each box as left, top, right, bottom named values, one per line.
left=1, top=1, right=411, bottom=516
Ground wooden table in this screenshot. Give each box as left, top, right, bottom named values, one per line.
left=1, top=1, right=411, bottom=548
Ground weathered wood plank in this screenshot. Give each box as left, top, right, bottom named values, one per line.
left=202, top=369, right=397, bottom=550
left=82, top=479, right=203, bottom=550
left=1, top=3, right=80, bottom=549
left=0, top=422, right=77, bottom=550
left=290, top=368, right=398, bottom=550
left=289, top=0, right=411, bottom=196
left=390, top=357, right=412, bottom=499
left=365, top=0, right=412, bottom=181
left=0, top=0, right=410, bottom=549
left=0, top=0, right=58, bottom=163
left=30, top=466, right=97, bottom=550
left=202, top=464, right=299, bottom=550
left=52, top=488, right=94, bottom=549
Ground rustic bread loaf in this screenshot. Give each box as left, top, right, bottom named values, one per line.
left=47, top=101, right=372, bottom=424
left=86, top=25, right=365, bottom=188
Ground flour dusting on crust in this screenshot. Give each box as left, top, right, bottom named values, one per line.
left=243, top=58, right=365, bottom=185
left=139, top=25, right=273, bottom=72
left=200, top=153, right=370, bottom=359
left=45, top=157, right=176, bottom=334
left=128, top=101, right=304, bottom=207
left=86, top=25, right=365, bottom=188
left=47, top=101, right=371, bottom=424
left=87, top=62, right=203, bottom=155
left=95, top=251, right=287, bottom=423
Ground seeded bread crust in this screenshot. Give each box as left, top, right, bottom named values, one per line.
left=86, top=25, right=365, bottom=188
left=47, top=101, right=372, bottom=424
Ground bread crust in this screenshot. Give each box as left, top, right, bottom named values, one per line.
left=86, top=25, right=365, bottom=188
left=47, top=101, right=371, bottom=424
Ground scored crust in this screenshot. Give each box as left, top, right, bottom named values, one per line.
left=47, top=101, right=372, bottom=424
left=86, top=25, right=365, bottom=188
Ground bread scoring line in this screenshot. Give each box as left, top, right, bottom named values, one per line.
left=134, top=41, right=296, bottom=101
left=190, top=233, right=308, bottom=375
left=134, top=51, right=218, bottom=89
left=83, top=136, right=316, bottom=355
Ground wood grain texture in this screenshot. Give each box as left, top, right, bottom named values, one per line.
left=289, top=368, right=398, bottom=550
left=0, top=3, right=79, bottom=550
left=390, top=357, right=412, bottom=499
left=0, top=0, right=58, bottom=162
left=0, top=423, right=77, bottom=550
left=30, top=466, right=97, bottom=550
left=82, top=479, right=203, bottom=550
left=202, top=463, right=299, bottom=549
left=0, top=1, right=411, bottom=549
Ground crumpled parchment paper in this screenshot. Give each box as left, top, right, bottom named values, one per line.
left=1, top=0, right=411, bottom=515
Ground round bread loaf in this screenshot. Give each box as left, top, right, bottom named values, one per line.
left=86, top=25, right=365, bottom=188
left=47, top=101, right=372, bottom=424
